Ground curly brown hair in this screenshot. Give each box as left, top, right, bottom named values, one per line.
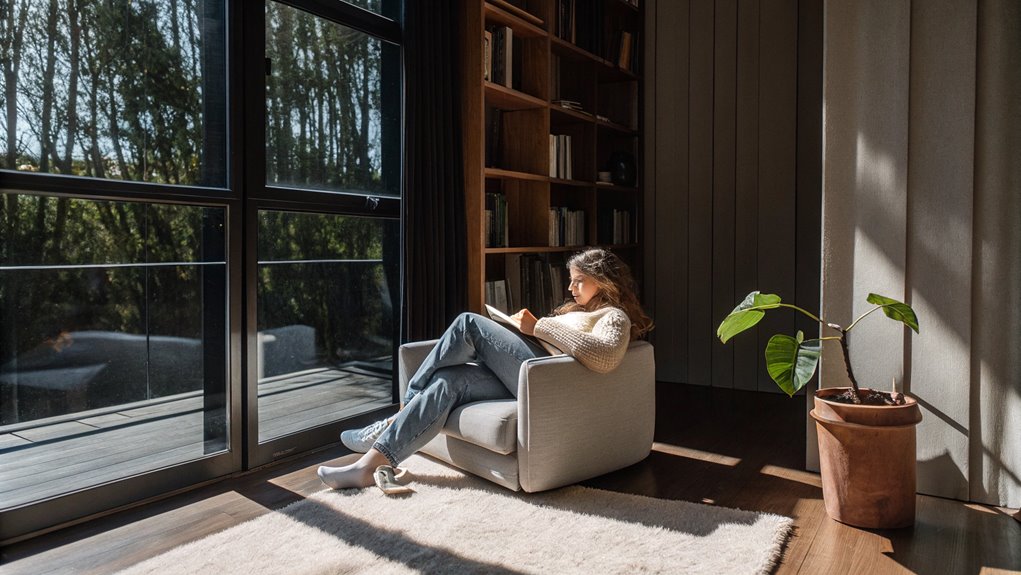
left=553, top=248, right=654, bottom=340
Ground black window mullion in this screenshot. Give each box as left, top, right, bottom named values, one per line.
left=0, top=172, right=236, bottom=205
left=272, top=0, right=401, bottom=44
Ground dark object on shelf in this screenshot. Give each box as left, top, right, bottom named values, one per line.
left=608, top=151, right=636, bottom=186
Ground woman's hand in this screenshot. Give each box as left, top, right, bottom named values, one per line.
left=511, top=309, right=538, bottom=335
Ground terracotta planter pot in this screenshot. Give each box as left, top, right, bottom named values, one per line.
left=811, top=387, right=923, bottom=529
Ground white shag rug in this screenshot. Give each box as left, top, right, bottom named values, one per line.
left=117, top=455, right=792, bottom=575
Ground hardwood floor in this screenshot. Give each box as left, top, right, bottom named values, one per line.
left=2, top=383, right=1019, bottom=574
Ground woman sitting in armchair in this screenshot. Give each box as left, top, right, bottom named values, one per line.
left=318, top=247, right=653, bottom=491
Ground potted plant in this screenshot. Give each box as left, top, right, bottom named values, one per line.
left=717, top=291, right=922, bottom=529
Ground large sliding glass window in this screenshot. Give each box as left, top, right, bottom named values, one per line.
left=0, top=0, right=234, bottom=541
left=0, top=0, right=402, bottom=540
left=251, top=1, right=401, bottom=461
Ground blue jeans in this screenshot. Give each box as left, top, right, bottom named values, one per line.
left=373, top=312, right=549, bottom=467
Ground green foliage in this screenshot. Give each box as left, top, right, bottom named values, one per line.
left=865, top=293, right=920, bottom=333
left=717, top=291, right=920, bottom=395
left=765, top=331, right=821, bottom=397
left=716, top=291, right=781, bottom=344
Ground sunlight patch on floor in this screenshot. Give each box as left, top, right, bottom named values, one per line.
left=758, top=464, right=823, bottom=488
left=651, top=442, right=742, bottom=466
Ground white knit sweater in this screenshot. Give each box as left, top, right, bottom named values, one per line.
left=533, top=307, right=632, bottom=373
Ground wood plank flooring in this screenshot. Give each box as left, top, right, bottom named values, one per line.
left=2, top=383, right=1019, bottom=574
left=0, top=368, right=390, bottom=510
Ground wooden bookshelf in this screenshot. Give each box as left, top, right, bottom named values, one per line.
left=461, top=0, right=643, bottom=316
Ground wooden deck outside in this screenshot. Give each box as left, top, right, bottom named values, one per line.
left=0, top=366, right=391, bottom=511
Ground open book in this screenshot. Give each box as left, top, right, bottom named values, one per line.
left=485, top=304, right=563, bottom=356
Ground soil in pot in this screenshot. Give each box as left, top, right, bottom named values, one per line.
left=825, top=388, right=907, bottom=406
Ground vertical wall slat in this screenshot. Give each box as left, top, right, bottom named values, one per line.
left=755, top=0, right=798, bottom=392
left=688, top=0, right=715, bottom=386
left=711, top=0, right=738, bottom=389
left=906, top=0, right=976, bottom=501
left=972, top=0, right=1021, bottom=508
left=795, top=0, right=823, bottom=352
left=817, top=0, right=912, bottom=470
left=643, top=0, right=658, bottom=328
left=732, top=0, right=761, bottom=391
left=653, top=0, right=691, bottom=383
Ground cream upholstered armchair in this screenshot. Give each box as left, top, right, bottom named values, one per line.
left=398, top=339, right=655, bottom=492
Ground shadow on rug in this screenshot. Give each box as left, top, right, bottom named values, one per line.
left=116, top=455, right=792, bottom=575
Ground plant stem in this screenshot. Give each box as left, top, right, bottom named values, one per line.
left=838, top=329, right=862, bottom=403
left=777, top=303, right=825, bottom=324
left=801, top=336, right=842, bottom=344
left=845, top=305, right=884, bottom=333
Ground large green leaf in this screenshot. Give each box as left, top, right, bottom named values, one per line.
left=866, top=293, right=920, bottom=333
left=717, top=291, right=782, bottom=344
left=765, top=331, right=821, bottom=396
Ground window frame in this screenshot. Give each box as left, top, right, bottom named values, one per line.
left=0, top=0, right=404, bottom=541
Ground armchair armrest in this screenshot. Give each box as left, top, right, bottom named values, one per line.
left=516, top=341, right=655, bottom=492
left=398, top=339, right=439, bottom=399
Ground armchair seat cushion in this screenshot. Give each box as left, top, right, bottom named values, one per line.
left=442, top=399, right=517, bottom=455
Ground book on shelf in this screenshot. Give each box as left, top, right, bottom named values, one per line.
left=490, top=25, right=513, bottom=88
left=549, top=134, right=573, bottom=179
left=565, top=135, right=572, bottom=180
left=618, top=31, right=632, bottom=69
left=599, top=208, right=636, bottom=244
left=483, top=30, right=492, bottom=82
left=485, top=108, right=503, bottom=168
left=503, top=253, right=571, bottom=318
left=485, top=192, right=508, bottom=247
left=556, top=0, right=604, bottom=56
left=484, top=280, right=510, bottom=313
left=549, top=207, right=585, bottom=247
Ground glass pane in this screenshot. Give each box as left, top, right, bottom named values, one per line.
left=0, top=195, right=227, bottom=511
left=265, top=2, right=401, bottom=196
left=0, top=1, right=228, bottom=187
left=342, top=0, right=400, bottom=20
left=257, top=210, right=397, bottom=443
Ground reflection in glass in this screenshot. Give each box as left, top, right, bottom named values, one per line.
left=265, top=2, right=401, bottom=196
left=257, top=211, right=397, bottom=442
left=0, top=195, right=227, bottom=511
left=0, top=1, right=227, bottom=187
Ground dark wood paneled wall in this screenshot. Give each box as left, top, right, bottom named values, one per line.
left=645, top=0, right=822, bottom=390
